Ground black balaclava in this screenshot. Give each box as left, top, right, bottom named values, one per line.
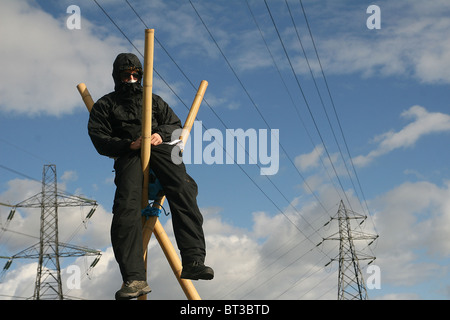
left=112, top=53, right=144, bottom=96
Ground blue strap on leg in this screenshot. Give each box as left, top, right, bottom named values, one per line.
left=141, top=204, right=162, bottom=219
left=141, top=202, right=168, bottom=220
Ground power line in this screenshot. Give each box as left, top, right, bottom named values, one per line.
left=244, top=0, right=344, bottom=205
left=263, top=0, right=353, bottom=209
left=283, top=0, right=362, bottom=212
left=297, top=0, right=373, bottom=220
left=188, top=0, right=331, bottom=231
left=0, top=138, right=50, bottom=164
left=0, top=164, right=41, bottom=183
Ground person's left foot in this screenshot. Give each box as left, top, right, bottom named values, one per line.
left=181, top=261, right=214, bottom=280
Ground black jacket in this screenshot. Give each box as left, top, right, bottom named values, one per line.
left=88, top=53, right=182, bottom=158
left=88, top=92, right=182, bottom=158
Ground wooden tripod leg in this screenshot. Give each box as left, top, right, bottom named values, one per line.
left=141, top=29, right=154, bottom=210
left=76, top=83, right=94, bottom=112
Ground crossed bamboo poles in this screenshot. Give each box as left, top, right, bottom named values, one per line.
left=77, top=29, right=207, bottom=300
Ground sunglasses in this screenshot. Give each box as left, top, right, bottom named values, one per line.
left=121, top=71, right=140, bottom=79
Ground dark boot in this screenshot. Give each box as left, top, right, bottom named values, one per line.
left=181, top=261, right=214, bottom=280
left=115, top=280, right=151, bottom=300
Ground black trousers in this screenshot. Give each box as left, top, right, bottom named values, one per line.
left=111, top=144, right=206, bottom=282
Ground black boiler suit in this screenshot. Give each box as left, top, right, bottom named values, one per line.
left=87, top=54, right=206, bottom=282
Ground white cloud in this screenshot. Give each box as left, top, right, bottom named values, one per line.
left=295, top=0, right=450, bottom=84
left=2, top=171, right=450, bottom=299
left=295, top=145, right=324, bottom=171
left=368, top=180, right=450, bottom=297
left=0, top=0, right=128, bottom=116
left=372, top=181, right=450, bottom=257
left=353, top=106, right=450, bottom=167
left=61, top=170, right=78, bottom=182
left=2, top=0, right=449, bottom=119
left=0, top=262, right=37, bottom=299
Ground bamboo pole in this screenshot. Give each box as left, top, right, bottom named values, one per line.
left=141, top=28, right=154, bottom=210
left=141, top=80, right=208, bottom=300
left=180, top=80, right=209, bottom=147
left=76, top=83, right=94, bottom=112
left=136, top=28, right=155, bottom=301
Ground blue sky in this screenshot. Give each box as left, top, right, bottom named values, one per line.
left=1, top=0, right=450, bottom=300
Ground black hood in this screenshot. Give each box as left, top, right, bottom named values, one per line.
left=112, top=53, right=143, bottom=94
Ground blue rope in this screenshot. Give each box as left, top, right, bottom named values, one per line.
left=141, top=202, right=168, bottom=220
left=141, top=205, right=161, bottom=219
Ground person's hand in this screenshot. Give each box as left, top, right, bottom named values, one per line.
left=130, top=136, right=142, bottom=150
left=151, top=133, right=163, bottom=146
left=130, top=134, right=162, bottom=150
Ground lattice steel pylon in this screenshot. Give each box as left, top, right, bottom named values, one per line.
left=1, top=164, right=101, bottom=300
left=323, top=200, right=378, bottom=300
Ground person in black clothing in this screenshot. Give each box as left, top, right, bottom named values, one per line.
left=88, top=53, right=213, bottom=300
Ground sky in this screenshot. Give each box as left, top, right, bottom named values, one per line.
left=0, top=0, right=449, bottom=300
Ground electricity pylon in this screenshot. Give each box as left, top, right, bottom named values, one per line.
left=323, top=200, right=378, bottom=300
left=0, top=164, right=101, bottom=300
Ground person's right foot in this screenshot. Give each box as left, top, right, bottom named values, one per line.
left=115, top=280, right=151, bottom=300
